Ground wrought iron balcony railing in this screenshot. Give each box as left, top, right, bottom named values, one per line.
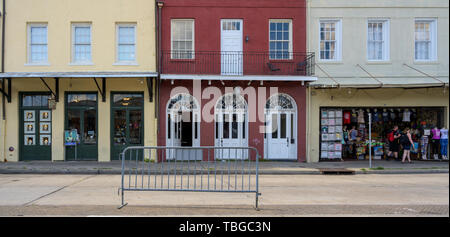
left=161, top=51, right=315, bottom=76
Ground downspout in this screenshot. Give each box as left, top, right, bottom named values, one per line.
left=1, top=0, right=5, bottom=120
left=156, top=2, right=164, bottom=134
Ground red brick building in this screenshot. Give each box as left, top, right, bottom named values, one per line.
left=156, top=0, right=316, bottom=161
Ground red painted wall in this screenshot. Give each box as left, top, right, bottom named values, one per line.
left=157, top=0, right=308, bottom=162
left=160, top=0, right=307, bottom=53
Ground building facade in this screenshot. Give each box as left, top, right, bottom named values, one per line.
left=306, top=0, right=449, bottom=162
left=157, top=0, right=315, bottom=162
left=0, top=0, right=158, bottom=162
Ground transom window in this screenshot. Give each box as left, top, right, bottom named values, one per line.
left=28, top=24, right=48, bottom=64
left=265, top=94, right=295, bottom=110
left=117, top=24, right=136, bottom=63
left=269, top=20, right=292, bottom=60
left=72, top=24, right=92, bottom=63
left=319, top=20, right=341, bottom=61
left=171, top=20, right=194, bottom=59
left=415, top=19, right=437, bottom=61
left=367, top=20, right=389, bottom=61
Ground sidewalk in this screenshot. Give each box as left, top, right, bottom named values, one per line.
left=0, top=159, right=447, bottom=175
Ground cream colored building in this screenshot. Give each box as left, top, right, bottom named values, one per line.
left=0, top=0, right=158, bottom=162
left=306, top=0, right=449, bottom=162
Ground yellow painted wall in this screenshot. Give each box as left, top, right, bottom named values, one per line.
left=3, top=77, right=156, bottom=162
left=3, top=0, right=156, bottom=72
left=307, top=87, right=449, bottom=162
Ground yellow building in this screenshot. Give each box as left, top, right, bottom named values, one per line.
left=0, top=0, right=158, bottom=162
left=306, top=0, right=449, bottom=162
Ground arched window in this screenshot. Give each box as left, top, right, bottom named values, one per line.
left=167, top=93, right=199, bottom=112
left=265, top=94, right=295, bottom=110
left=215, top=93, right=247, bottom=111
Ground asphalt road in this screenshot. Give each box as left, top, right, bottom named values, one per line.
left=0, top=173, right=448, bottom=216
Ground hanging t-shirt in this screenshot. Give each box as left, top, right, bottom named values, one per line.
left=403, top=110, right=411, bottom=122
left=432, top=129, right=441, bottom=140
left=343, top=111, right=351, bottom=124
left=390, top=111, right=396, bottom=120
left=357, top=109, right=365, bottom=123
left=351, top=111, right=358, bottom=123
left=441, top=129, right=448, bottom=140
left=382, top=111, right=389, bottom=122
left=373, top=111, right=380, bottom=122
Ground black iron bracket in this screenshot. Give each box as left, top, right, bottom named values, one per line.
left=39, top=77, right=59, bottom=102
left=93, top=77, right=106, bottom=102
left=0, top=78, right=11, bottom=103
left=147, top=77, right=153, bottom=102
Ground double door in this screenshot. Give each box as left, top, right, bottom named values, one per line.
left=216, top=111, right=247, bottom=159
left=266, top=111, right=296, bottom=160
left=111, top=93, right=144, bottom=160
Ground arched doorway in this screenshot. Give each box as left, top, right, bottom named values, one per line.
left=264, top=93, right=297, bottom=160
left=166, top=93, right=200, bottom=160
left=215, top=93, right=248, bottom=159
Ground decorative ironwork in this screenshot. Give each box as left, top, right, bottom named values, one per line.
left=167, top=93, right=198, bottom=111
left=216, top=93, right=247, bottom=111
left=265, top=94, right=295, bottom=110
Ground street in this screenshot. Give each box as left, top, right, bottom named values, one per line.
left=0, top=173, right=448, bottom=216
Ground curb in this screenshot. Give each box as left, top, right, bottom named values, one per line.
left=0, top=168, right=447, bottom=175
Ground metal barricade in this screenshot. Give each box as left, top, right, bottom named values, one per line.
left=117, top=146, right=261, bottom=210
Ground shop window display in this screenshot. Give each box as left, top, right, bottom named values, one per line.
left=319, top=107, right=447, bottom=161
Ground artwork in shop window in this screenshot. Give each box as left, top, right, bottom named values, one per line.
left=40, top=135, right=51, bottom=146
left=40, top=110, right=51, bottom=121
left=328, top=111, right=335, bottom=118
left=24, top=135, right=35, bottom=146
left=24, top=122, right=35, bottom=134
left=24, top=110, right=35, bottom=121
left=321, top=110, right=328, bottom=118
left=40, top=122, right=51, bottom=134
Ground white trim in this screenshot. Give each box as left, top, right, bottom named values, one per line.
left=268, top=19, right=293, bottom=60
left=160, top=74, right=317, bottom=81
left=170, top=19, right=195, bottom=59
left=27, top=23, right=48, bottom=64
left=318, top=19, right=342, bottom=62
left=0, top=71, right=157, bottom=78
left=71, top=23, right=93, bottom=64
left=366, top=18, right=390, bottom=62
left=115, top=23, right=137, bottom=64
left=414, top=18, right=438, bottom=62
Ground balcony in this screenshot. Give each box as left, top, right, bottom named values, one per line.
left=161, top=51, right=315, bottom=77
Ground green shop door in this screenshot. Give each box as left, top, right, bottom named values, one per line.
left=65, top=93, right=98, bottom=161
left=19, top=93, right=52, bottom=161
left=111, top=93, right=144, bottom=160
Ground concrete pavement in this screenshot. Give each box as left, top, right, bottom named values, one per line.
left=0, top=173, right=448, bottom=216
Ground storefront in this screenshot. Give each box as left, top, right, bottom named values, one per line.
left=307, top=86, right=449, bottom=163
left=319, top=106, right=446, bottom=161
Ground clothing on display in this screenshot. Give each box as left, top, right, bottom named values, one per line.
left=319, top=107, right=445, bottom=161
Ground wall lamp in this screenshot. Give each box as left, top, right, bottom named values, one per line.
left=157, top=1, right=164, bottom=8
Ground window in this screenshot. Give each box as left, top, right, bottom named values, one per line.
left=319, top=20, right=341, bottom=61
left=171, top=20, right=194, bottom=59
left=269, top=20, right=292, bottom=60
left=116, top=24, right=136, bottom=63
left=28, top=24, right=48, bottom=64
left=415, top=19, right=437, bottom=61
left=72, top=24, right=92, bottom=63
left=367, top=20, right=389, bottom=61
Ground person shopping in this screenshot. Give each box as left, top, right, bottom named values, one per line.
left=401, top=128, right=415, bottom=164
left=440, top=127, right=448, bottom=160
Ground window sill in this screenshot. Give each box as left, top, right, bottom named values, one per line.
left=366, top=60, right=392, bottom=65
left=24, top=63, right=51, bottom=66
left=317, top=60, right=343, bottom=64
left=113, top=62, right=139, bottom=66
left=69, top=62, right=94, bottom=66
left=413, top=60, right=439, bottom=65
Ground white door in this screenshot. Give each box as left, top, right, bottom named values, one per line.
left=221, top=19, right=243, bottom=75
left=216, top=112, right=247, bottom=159
left=266, top=111, right=296, bottom=160
left=167, top=111, right=201, bottom=160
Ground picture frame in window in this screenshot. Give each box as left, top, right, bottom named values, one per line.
left=24, top=122, right=35, bottom=134
left=24, top=110, right=35, bottom=121
left=40, top=110, right=51, bottom=121
left=24, top=135, right=36, bottom=146
left=40, top=135, right=51, bottom=146
left=40, top=122, right=51, bottom=134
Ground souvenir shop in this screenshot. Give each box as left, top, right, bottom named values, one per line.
left=319, top=107, right=447, bottom=161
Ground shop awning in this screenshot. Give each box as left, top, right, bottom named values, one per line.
left=309, top=76, right=449, bottom=89
left=0, top=71, right=158, bottom=78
